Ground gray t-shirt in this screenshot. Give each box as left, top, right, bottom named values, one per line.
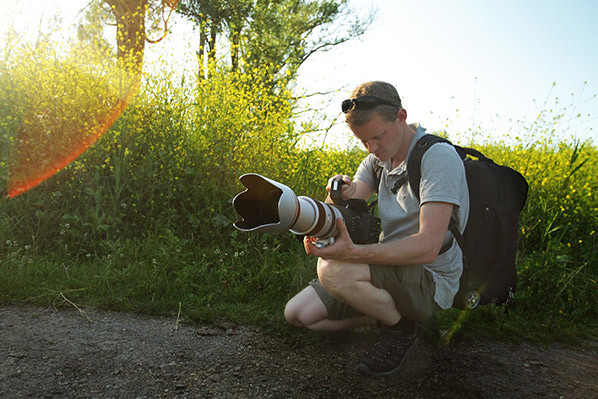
left=354, top=125, right=469, bottom=309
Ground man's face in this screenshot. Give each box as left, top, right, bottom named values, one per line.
left=350, top=113, right=402, bottom=162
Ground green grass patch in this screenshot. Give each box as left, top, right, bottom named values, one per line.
left=0, top=232, right=316, bottom=329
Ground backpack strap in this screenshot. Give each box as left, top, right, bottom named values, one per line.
left=407, top=134, right=466, bottom=253
left=372, top=163, right=383, bottom=193
left=406, top=134, right=453, bottom=200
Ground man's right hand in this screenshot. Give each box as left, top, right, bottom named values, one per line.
left=326, top=175, right=356, bottom=201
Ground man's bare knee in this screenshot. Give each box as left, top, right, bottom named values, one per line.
left=284, top=300, right=304, bottom=328
left=318, top=259, right=362, bottom=299
left=317, top=259, right=344, bottom=297
left=284, top=285, right=327, bottom=329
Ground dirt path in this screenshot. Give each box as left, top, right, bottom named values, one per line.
left=1, top=305, right=596, bottom=398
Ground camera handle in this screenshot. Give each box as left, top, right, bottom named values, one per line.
left=330, top=179, right=348, bottom=206
left=313, top=179, right=346, bottom=248
left=310, top=179, right=346, bottom=248
left=314, top=236, right=336, bottom=249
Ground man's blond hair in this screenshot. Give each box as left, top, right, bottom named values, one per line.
left=345, top=81, right=402, bottom=127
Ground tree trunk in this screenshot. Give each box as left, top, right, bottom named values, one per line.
left=198, top=19, right=207, bottom=80
left=230, top=25, right=241, bottom=72
left=208, top=22, right=217, bottom=68
left=105, top=0, right=148, bottom=77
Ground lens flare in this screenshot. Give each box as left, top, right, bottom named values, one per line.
left=442, top=308, right=471, bottom=347
left=5, top=50, right=140, bottom=198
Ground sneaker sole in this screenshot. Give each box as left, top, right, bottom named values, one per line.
left=356, top=335, right=420, bottom=378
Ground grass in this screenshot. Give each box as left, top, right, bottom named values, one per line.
left=0, top=231, right=313, bottom=326
left=1, top=222, right=596, bottom=343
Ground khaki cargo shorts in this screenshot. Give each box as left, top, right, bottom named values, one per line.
left=309, top=263, right=440, bottom=322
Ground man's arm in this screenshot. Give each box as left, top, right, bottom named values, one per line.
left=305, top=201, right=454, bottom=266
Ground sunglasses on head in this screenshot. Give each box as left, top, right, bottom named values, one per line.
left=341, top=96, right=399, bottom=114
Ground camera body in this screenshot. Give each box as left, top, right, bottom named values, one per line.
left=329, top=197, right=381, bottom=245
left=232, top=173, right=380, bottom=245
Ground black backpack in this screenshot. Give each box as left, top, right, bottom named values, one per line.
left=374, top=134, right=529, bottom=310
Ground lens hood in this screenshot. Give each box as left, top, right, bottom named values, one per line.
left=232, top=173, right=300, bottom=233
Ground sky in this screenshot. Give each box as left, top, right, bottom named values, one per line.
left=2, top=0, right=597, bottom=148
left=294, top=0, right=598, bottom=147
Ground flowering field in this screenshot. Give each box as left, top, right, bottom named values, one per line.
left=0, top=40, right=596, bottom=341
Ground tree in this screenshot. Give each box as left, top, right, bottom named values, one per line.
left=177, top=0, right=253, bottom=79
left=177, top=0, right=372, bottom=85
left=79, top=0, right=177, bottom=76
left=245, top=0, right=369, bottom=86
left=104, top=0, right=148, bottom=74
left=77, top=0, right=114, bottom=55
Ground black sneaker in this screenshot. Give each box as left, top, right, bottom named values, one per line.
left=356, top=325, right=420, bottom=378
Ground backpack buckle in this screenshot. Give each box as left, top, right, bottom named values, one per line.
left=390, top=171, right=408, bottom=194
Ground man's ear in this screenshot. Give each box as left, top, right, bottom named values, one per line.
left=397, top=108, right=407, bottom=122
left=393, top=108, right=407, bottom=123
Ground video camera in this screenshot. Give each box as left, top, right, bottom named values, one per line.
left=232, top=173, right=381, bottom=247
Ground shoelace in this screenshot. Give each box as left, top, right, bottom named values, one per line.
left=366, top=334, right=411, bottom=361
